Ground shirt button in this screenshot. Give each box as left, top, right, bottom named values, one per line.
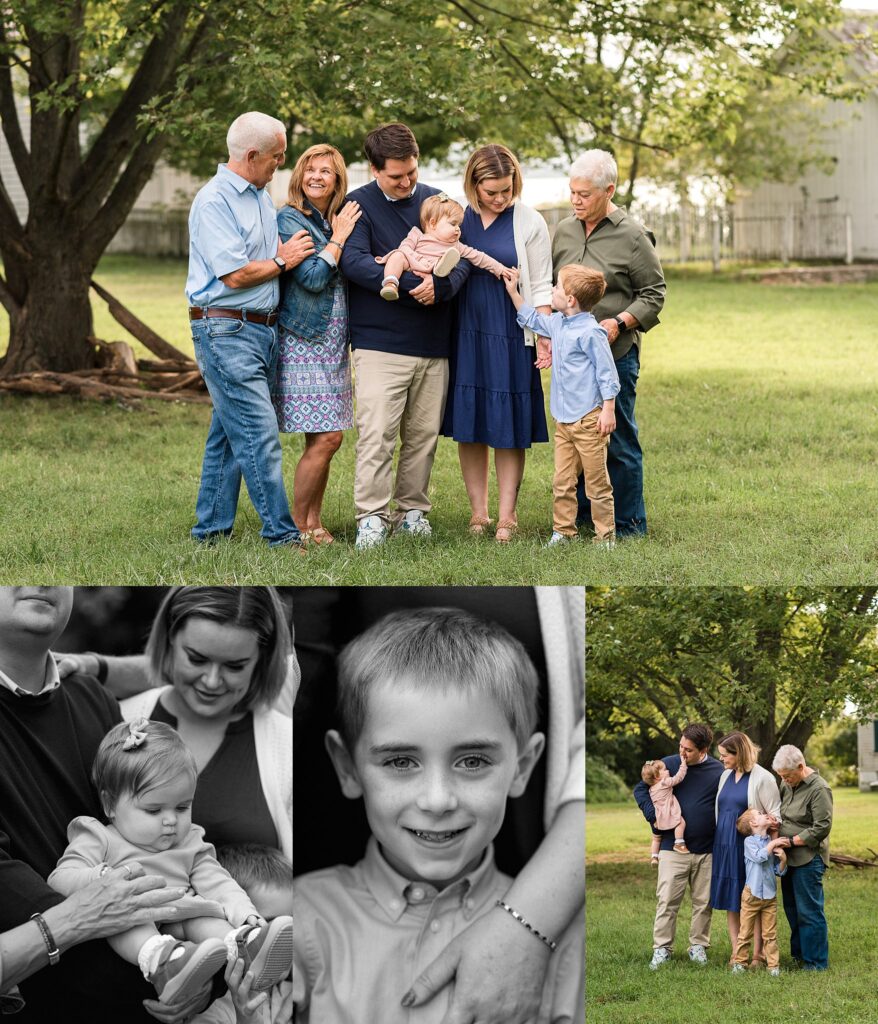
left=466, top=899, right=475, bottom=910
left=430, top=920, right=441, bottom=933
left=390, top=899, right=402, bottom=911
left=411, top=887, right=425, bottom=901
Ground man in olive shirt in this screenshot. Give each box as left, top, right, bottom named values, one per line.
left=551, top=150, right=665, bottom=538
left=772, top=744, right=832, bottom=970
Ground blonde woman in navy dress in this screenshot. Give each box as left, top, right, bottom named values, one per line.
left=272, top=145, right=361, bottom=545
left=441, top=144, right=553, bottom=542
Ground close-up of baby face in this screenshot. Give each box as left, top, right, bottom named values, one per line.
left=108, top=772, right=196, bottom=853
left=341, top=681, right=542, bottom=889
left=428, top=214, right=462, bottom=245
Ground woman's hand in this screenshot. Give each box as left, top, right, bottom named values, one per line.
left=49, top=864, right=187, bottom=946
left=402, top=906, right=552, bottom=1024
left=143, top=980, right=214, bottom=1024
left=329, top=200, right=361, bottom=245
left=54, top=652, right=96, bottom=679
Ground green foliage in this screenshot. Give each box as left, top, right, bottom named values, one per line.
left=587, top=588, right=878, bottom=765
left=585, top=754, right=631, bottom=803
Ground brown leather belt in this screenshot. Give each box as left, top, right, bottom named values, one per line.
left=189, top=306, right=278, bottom=326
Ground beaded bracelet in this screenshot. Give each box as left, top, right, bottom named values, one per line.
left=30, top=912, right=61, bottom=965
left=495, top=900, right=558, bottom=952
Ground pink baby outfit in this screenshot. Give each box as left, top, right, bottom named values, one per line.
left=384, top=227, right=508, bottom=276
left=649, top=761, right=688, bottom=830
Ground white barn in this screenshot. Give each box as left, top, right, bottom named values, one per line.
left=733, top=15, right=878, bottom=262
left=857, top=719, right=878, bottom=791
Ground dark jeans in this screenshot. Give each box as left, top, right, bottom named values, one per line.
left=576, top=345, right=646, bottom=537
left=781, top=855, right=828, bottom=969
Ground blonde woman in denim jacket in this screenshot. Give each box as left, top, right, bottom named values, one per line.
left=272, top=145, right=361, bottom=545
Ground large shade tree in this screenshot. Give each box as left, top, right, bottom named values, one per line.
left=0, top=0, right=867, bottom=375
left=587, top=587, right=878, bottom=768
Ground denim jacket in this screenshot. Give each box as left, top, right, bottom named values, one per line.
left=277, top=203, right=344, bottom=340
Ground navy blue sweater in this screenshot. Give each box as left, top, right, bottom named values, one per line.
left=340, top=181, right=470, bottom=357
left=633, top=754, right=724, bottom=854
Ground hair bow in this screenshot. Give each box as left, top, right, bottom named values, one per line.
left=436, top=192, right=450, bottom=202
left=123, top=718, right=149, bottom=750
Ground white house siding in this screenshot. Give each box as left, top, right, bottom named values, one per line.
left=857, top=720, right=878, bottom=791
left=1, top=96, right=30, bottom=222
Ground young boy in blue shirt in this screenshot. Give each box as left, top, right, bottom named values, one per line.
left=292, top=607, right=583, bottom=1023
left=505, top=264, right=620, bottom=547
left=732, top=809, right=788, bottom=976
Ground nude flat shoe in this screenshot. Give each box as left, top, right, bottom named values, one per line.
left=433, top=248, right=460, bottom=277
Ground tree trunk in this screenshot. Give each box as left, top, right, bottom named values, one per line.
left=0, top=248, right=98, bottom=375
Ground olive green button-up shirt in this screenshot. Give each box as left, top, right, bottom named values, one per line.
left=778, top=770, right=832, bottom=867
left=551, top=208, right=666, bottom=360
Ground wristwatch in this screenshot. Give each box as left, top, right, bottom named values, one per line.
left=613, top=315, right=626, bottom=333
left=273, top=256, right=286, bottom=270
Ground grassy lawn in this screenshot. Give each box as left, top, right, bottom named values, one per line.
left=586, top=791, right=878, bottom=1024
left=1, top=255, right=877, bottom=583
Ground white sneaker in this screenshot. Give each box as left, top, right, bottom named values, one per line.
left=355, top=515, right=388, bottom=550
left=768, top=967, right=781, bottom=976
left=731, top=963, right=746, bottom=974
left=397, top=510, right=432, bottom=537
left=544, top=531, right=577, bottom=548
left=688, top=945, right=708, bottom=965
left=649, top=947, right=671, bottom=970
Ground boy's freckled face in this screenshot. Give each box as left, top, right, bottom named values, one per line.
left=352, top=683, right=526, bottom=888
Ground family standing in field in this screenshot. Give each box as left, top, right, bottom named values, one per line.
left=634, top=725, right=833, bottom=975
left=185, top=113, right=666, bottom=551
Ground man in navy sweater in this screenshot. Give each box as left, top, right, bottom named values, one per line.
left=340, top=123, right=470, bottom=549
left=633, top=723, right=723, bottom=969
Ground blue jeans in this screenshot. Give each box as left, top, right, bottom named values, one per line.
left=576, top=345, right=646, bottom=537
left=781, top=855, right=828, bottom=969
left=190, top=316, right=299, bottom=546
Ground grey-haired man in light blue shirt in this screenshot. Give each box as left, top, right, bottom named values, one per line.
left=186, top=112, right=314, bottom=547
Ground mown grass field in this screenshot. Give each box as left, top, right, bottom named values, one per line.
left=2, top=256, right=876, bottom=583
left=585, top=790, right=878, bottom=1024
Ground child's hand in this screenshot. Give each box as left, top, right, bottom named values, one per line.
left=500, top=265, right=517, bottom=281
left=597, top=405, right=616, bottom=436
left=245, top=914, right=262, bottom=927
left=225, top=958, right=268, bottom=1024
left=503, top=268, right=520, bottom=294
left=534, top=336, right=552, bottom=369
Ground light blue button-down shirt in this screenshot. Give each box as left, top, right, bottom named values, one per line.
left=743, top=834, right=787, bottom=899
left=516, top=305, right=620, bottom=424
left=186, top=164, right=279, bottom=310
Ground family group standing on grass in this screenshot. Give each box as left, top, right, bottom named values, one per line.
left=185, top=112, right=666, bottom=552
left=634, top=724, right=833, bottom=975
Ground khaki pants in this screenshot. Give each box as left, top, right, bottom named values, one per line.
left=553, top=409, right=614, bottom=539
left=653, top=850, right=713, bottom=950
left=733, top=885, right=779, bottom=968
left=352, top=348, right=448, bottom=523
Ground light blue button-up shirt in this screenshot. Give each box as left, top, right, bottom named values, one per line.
left=516, top=305, right=620, bottom=424
left=186, top=164, right=279, bottom=310
left=743, top=834, right=787, bottom=899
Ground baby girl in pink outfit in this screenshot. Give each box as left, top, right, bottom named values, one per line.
left=642, top=758, right=689, bottom=864
left=376, top=193, right=515, bottom=300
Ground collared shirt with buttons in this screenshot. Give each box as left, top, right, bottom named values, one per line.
left=293, top=835, right=581, bottom=1023
left=551, top=207, right=666, bottom=361
left=0, top=655, right=60, bottom=697
left=186, top=163, right=280, bottom=311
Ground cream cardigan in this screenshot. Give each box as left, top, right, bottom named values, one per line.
left=120, top=687, right=293, bottom=861
left=512, top=200, right=554, bottom=346
left=715, top=761, right=781, bottom=821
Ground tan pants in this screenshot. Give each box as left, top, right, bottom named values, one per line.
left=352, top=348, right=448, bottom=523
left=553, top=409, right=614, bottom=539
left=733, top=885, right=779, bottom=968
left=653, top=850, right=713, bottom=950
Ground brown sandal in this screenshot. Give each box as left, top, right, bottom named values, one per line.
left=468, top=515, right=494, bottom=536
left=309, top=527, right=334, bottom=545
left=495, top=519, right=518, bottom=544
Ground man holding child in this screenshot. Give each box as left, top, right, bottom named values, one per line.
left=634, top=723, right=724, bottom=969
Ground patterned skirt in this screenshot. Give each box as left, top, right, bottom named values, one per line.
left=272, top=280, right=353, bottom=433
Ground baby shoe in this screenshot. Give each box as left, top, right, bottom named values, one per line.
left=230, top=917, right=293, bottom=990
left=149, top=938, right=227, bottom=1004
left=433, top=248, right=460, bottom=277
left=380, top=279, right=400, bottom=300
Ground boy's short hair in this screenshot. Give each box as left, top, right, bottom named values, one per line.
left=557, top=264, right=606, bottom=312
left=641, top=760, right=663, bottom=785
left=363, top=122, right=419, bottom=169
left=682, top=722, right=713, bottom=751
left=215, top=843, right=293, bottom=891
left=736, top=808, right=756, bottom=836
left=419, top=194, right=464, bottom=231
left=93, top=719, right=197, bottom=816
left=336, top=608, right=539, bottom=750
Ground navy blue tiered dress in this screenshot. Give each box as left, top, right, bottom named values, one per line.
left=441, top=205, right=548, bottom=448
left=710, top=771, right=750, bottom=912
